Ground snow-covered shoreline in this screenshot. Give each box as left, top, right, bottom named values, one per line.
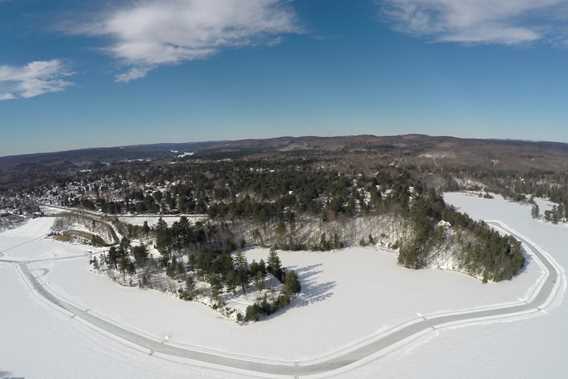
left=29, top=240, right=540, bottom=361
left=3, top=193, right=568, bottom=378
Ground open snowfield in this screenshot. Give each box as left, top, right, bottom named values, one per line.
left=31, top=230, right=539, bottom=361
left=0, top=218, right=87, bottom=261
left=0, top=263, right=247, bottom=379
left=340, top=192, right=568, bottom=378
left=0, top=217, right=246, bottom=379
left=1, top=193, right=566, bottom=378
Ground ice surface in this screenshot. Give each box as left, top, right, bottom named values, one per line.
left=2, top=193, right=563, bottom=378
left=333, top=192, right=568, bottom=378
left=37, top=241, right=538, bottom=361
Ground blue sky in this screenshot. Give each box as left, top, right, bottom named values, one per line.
left=1, top=0, right=568, bottom=156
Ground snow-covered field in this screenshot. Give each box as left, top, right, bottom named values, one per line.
left=30, top=235, right=538, bottom=361
left=0, top=263, right=248, bottom=379
left=343, top=192, right=568, bottom=378
left=0, top=218, right=247, bottom=379
left=0, top=218, right=87, bottom=261
left=2, top=193, right=567, bottom=378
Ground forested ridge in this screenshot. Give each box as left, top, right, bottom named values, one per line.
left=3, top=148, right=529, bottom=283
left=70, top=160, right=527, bottom=283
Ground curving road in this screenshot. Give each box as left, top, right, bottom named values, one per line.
left=4, top=222, right=563, bottom=377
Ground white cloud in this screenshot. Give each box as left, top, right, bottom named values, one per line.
left=382, top=0, right=568, bottom=45
left=0, top=60, right=73, bottom=101
left=69, top=0, right=300, bottom=82
left=115, top=66, right=153, bottom=83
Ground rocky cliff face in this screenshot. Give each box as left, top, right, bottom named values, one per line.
left=52, top=213, right=117, bottom=245
left=234, top=215, right=415, bottom=251
left=234, top=216, right=508, bottom=282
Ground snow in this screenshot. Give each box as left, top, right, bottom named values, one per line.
left=118, top=215, right=208, bottom=227
left=533, top=196, right=556, bottom=215
left=34, top=243, right=539, bottom=361
left=3, top=193, right=566, bottom=378
left=222, top=273, right=284, bottom=317
left=0, top=217, right=87, bottom=261
left=0, top=263, right=245, bottom=379
left=331, top=192, right=568, bottom=378
left=41, top=205, right=68, bottom=216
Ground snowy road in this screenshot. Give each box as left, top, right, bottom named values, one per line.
left=2, top=221, right=562, bottom=377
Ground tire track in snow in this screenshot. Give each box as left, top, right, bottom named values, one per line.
left=0, top=234, right=47, bottom=259
left=10, top=222, right=566, bottom=377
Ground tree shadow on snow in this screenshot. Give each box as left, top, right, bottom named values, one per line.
left=287, top=264, right=336, bottom=308
left=259, top=264, right=336, bottom=322
left=517, top=246, right=534, bottom=276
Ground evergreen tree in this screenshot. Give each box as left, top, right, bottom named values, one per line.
left=245, top=304, right=260, bottom=321
left=132, top=244, right=148, bottom=266
left=255, top=271, right=265, bottom=292
left=142, top=221, right=150, bottom=237
left=167, top=256, right=178, bottom=277
left=233, top=252, right=249, bottom=294
left=120, top=237, right=131, bottom=252
left=127, top=261, right=136, bottom=275
left=182, top=275, right=196, bottom=300
left=209, top=275, right=222, bottom=302
left=258, top=259, right=267, bottom=277
left=284, top=271, right=301, bottom=294
left=108, top=246, right=119, bottom=269
left=226, top=271, right=237, bottom=294
left=155, top=218, right=170, bottom=253
left=118, top=255, right=130, bottom=273
left=267, top=248, right=283, bottom=280
left=531, top=203, right=540, bottom=219
left=91, top=256, right=99, bottom=270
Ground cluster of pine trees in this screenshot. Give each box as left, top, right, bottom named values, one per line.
left=97, top=216, right=302, bottom=320
left=396, top=191, right=525, bottom=282
left=75, top=159, right=528, bottom=283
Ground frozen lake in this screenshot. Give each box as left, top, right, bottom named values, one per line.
left=1, top=193, right=565, bottom=378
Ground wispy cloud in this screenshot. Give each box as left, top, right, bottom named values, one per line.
left=66, top=0, right=300, bottom=82
left=0, top=60, right=73, bottom=101
left=382, top=0, right=568, bottom=45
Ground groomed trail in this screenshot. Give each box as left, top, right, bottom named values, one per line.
left=0, top=221, right=564, bottom=378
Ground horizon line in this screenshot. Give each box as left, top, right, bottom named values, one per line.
left=2, top=133, right=568, bottom=160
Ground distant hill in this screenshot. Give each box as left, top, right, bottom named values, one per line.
left=3, top=134, right=568, bottom=174
left=0, top=142, right=220, bottom=170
